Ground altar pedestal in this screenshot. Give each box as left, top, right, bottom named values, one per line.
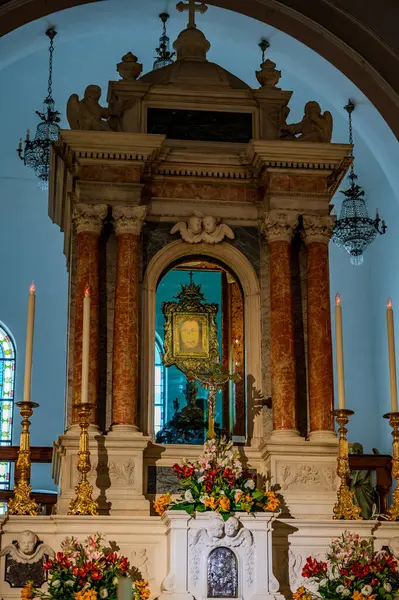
left=160, top=511, right=284, bottom=600
left=52, top=427, right=150, bottom=515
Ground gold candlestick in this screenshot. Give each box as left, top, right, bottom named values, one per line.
left=68, top=403, right=99, bottom=516
left=383, top=411, right=399, bottom=520
left=8, top=401, right=39, bottom=515
left=332, top=409, right=362, bottom=520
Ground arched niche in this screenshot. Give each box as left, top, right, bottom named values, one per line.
left=141, top=240, right=262, bottom=442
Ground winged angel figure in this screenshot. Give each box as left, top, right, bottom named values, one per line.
left=170, top=212, right=235, bottom=244
left=0, top=530, right=54, bottom=564
left=67, top=85, right=111, bottom=131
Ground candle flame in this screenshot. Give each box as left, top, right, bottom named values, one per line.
left=29, top=281, right=35, bottom=294
left=335, top=293, right=341, bottom=307
left=388, top=297, right=393, bottom=309
left=84, top=285, right=90, bottom=297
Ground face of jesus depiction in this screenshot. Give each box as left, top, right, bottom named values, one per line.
left=180, top=319, right=200, bottom=351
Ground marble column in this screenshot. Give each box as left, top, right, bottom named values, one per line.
left=263, top=211, right=299, bottom=438
left=71, top=203, right=107, bottom=425
left=111, top=205, right=146, bottom=431
left=303, top=216, right=335, bottom=441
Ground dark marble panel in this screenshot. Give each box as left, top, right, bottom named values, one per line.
left=147, top=466, right=181, bottom=494
left=142, top=224, right=261, bottom=279
left=5, top=555, right=47, bottom=588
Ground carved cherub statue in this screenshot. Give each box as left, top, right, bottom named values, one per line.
left=0, top=530, right=54, bottom=564
left=202, top=215, right=235, bottom=244
left=170, top=212, right=203, bottom=243
left=67, top=85, right=111, bottom=131
left=280, top=101, right=333, bottom=143
left=170, top=212, right=235, bottom=244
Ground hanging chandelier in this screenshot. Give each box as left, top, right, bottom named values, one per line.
left=17, top=27, right=60, bottom=191
left=332, top=99, right=386, bottom=266
left=153, top=12, right=175, bottom=70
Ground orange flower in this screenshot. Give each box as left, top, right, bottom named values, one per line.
left=204, top=496, right=219, bottom=510
left=22, top=584, right=33, bottom=600
left=293, top=587, right=312, bottom=600
left=75, top=591, right=97, bottom=600
left=265, top=491, right=280, bottom=512
left=154, top=493, right=171, bottom=516
left=352, top=593, right=376, bottom=600
left=219, top=496, right=230, bottom=512
left=135, top=580, right=151, bottom=600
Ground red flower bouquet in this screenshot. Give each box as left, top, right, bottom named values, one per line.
left=27, top=534, right=150, bottom=600
left=154, top=436, right=279, bottom=520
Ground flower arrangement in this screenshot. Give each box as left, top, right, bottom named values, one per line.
left=26, top=534, right=150, bottom=600
left=294, top=531, right=399, bottom=600
left=154, top=437, right=279, bottom=520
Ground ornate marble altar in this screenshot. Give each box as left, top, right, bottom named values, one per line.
left=1, top=4, right=391, bottom=600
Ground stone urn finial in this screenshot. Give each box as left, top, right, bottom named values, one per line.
left=117, top=52, right=143, bottom=81
left=256, top=58, right=281, bottom=88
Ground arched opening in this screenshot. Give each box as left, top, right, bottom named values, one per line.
left=154, top=257, right=245, bottom=444
left=141, top=240, right=261, bottom=443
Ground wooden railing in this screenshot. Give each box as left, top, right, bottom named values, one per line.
left=349, top=453, right=392, bottom=515
left=0, top=446, right=56, bottom=515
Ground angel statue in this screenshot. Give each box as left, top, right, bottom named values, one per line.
left=67, top=85, right=112, bottom=131
left=280, top=100, right=333, bottom=143
left=170, top=212, right=235, bottom=244
left=0, top=530, right=54, bottom=588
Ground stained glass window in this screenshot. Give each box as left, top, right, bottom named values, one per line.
left=154, top=337, right=166, bottom=434
left=0, top=327, right=16, bottom=514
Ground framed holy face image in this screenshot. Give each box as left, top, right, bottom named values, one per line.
left=173, top=313, right=210, bottom=358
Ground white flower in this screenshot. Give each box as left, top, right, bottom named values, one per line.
left=51, top=581, right=61, bottom=588
left=319, top=579, right=328, bottom=587
left=336, top=585, right=350, bottom=596
left=361, top=585, right=373, bottom=597
left=384, top=583, right=392, bottom=593
left=244, top=479, right=255, bottom=490
left=184, top=490, right=194, bottom=502
left=113, top=577, right=119, bottom=586
left=198, top=476, right=205, bottom=483
left=200, top=495, right=208, bottom=504
left=83, top=583, right=91, bottom=590
left=100, top=589, right=109, bottom=598
left=65, top=581, right=74, bottom=586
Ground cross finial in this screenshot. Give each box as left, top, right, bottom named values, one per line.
left=176, top=0, right=208, bottom=29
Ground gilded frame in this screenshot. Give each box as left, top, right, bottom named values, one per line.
left=162, top=280, right=219, bottom=374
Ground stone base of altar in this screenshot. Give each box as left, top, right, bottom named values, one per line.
left=0, top=515, right=398, bottom=600
left=261, top=436, right=339, bottom=520
left=52, top=426, right=150, bottom=515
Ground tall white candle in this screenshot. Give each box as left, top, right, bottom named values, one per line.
left=335, top=293, right=346, bottom=410
left=81, top=286, right=91, bottom=404
left=23, top=283, right=36, bottom=403
left=386, top=298, right=398, bottom=412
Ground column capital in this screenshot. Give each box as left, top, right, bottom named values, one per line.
left=72, top=203, right=107, bottom=235
left=261, top=210, right=298, bottom=243
left=302, top=215, right=334, bottom=245
left=113, top=205, right=147, bottom=236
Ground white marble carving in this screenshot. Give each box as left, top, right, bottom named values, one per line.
left=0, top=531, right=54, bottom=564
left=170, top=212, right=235, bottom=244
left=160, top=511, right=283, bottom=600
